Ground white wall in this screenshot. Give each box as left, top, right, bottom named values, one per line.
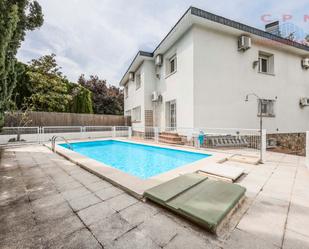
left=154, top=28, right=195, bottom=128
left=124, top=65, right=145, bottom=128
left=193, top=25, right=309, bottom=133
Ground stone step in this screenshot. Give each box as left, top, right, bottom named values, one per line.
left=159, top=138, right=185, bottom=145
left=159, top=135, right=183, bottom=142
left=160, top=132, right=181, bottom=137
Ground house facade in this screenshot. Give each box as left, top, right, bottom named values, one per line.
left=120, top=7, right=309, bottom=135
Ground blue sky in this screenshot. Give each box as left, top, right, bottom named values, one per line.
left=17, top=0, right=309, bottom=86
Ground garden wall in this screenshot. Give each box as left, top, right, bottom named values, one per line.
left=4, top=111, right=131, bottom=127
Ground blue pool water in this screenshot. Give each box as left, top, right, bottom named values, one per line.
left=60, top=140, right=211, bottom=179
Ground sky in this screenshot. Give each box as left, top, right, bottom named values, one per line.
left=17, top=0, right=309, bottom=86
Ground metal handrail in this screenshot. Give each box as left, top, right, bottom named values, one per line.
left=51, top=136, right=73, bottom=152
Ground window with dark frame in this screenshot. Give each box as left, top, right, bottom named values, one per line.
left=258, top=99, right=275, bottom=117
left=258, top=52, right=274, bottom=74
left=169, top=55, right=177, bottom=74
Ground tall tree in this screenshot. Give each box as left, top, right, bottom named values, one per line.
left=25, top=54, right=72, bottom=112
left=78, top=75, right=124, bottom=115
left=0, top=0, right=43, bottom=127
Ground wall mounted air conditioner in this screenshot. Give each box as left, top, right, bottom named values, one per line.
left=238, top=35, right=251, bottom=51
left=129, top=72, right=135, bottom=81
left=151, top=92, right=162, bottom=102
left=302, top=58, right=309, bottom=69
left=300, top=97, right=309, bottom=107
left=155, top=54, right=163, bottom=66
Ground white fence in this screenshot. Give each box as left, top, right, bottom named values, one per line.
left=0, top=126, right=130, bottom=145
left=131, top=126, right=266, bottom=163
left=0, top=125, right=266, bottom=163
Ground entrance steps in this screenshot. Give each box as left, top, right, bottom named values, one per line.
left=159, top=132, right=184, bottom=145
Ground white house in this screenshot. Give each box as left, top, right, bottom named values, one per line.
left=120, top=7, right=309, bottom=135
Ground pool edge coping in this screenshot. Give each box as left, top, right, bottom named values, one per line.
left=46, top=138, right=227, bottom=199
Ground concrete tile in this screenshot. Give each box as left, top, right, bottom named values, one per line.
left=286, top=198, right=309, bottom=237
left=109, top=228, right=160, bottom=249
left=61, top=186, right=91, bottom=201
left=89, top=212, right=135, bottom=246
left=77, top=201, right=116, bottom=226
left=31, top=193, right=66, bottom=209
left=120, top=202, right=159, bottom=226
left=45, top=228, right=102, bottom=249
left=39, top=214, right=84, bottom=243
left=55, top=180, right=83, bottom=192
left=105, top=193, right=138, bottom=212
left=68, top=193, right=102, bottom=211
left=283, top=229, right=309, bottom=249
left=86, top=180, right=113, bottom=192
left=95, top=186, right=123, bottom=201
left=34, top=202, right=74, bottom=224
left=237, top=195, right=289, bottom=247
left=138, top=213, right=180, bottom=247
left=164, top=228, right=216, bottom=249
left=224, top=229, right=279, bottom=249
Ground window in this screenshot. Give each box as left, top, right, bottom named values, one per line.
left=132, top=106, right=141, bottom=122
left=136, top=74, right=141, bottom=90
left=258, top=99, right=275, bottom=117
left=166, top=54, right=177, bottom=76
left=125, top=85, right=128, bottom=98
left=170, top=56, right=176, bottom=73
left=125, top=110, right=131, bottom=116
left=258, top=52, right=274, bottom=74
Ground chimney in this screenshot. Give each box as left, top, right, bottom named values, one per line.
left=265, top=21, right=280, bottom=36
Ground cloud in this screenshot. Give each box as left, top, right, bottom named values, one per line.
left=17, top=0, right=309, bottom=85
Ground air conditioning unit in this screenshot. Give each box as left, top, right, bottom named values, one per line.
left=302, top=58, right=309, bottom=69
left=155, top=54, right=163, bottom=66
left=300, top=97, right=309, bottom=107
left=129, top=72, right=135, bottom=81
left=152, top=92, right=162, bottom=102
left=238, top=35, right=251, bottom=51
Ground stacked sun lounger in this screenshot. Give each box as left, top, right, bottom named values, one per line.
left=144, top=173, right=246, bottom=233
left=206, top=135, right=249, bottom=148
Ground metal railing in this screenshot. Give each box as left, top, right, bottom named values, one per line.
left=131, top=126, right=266, bottom=162
left=0, top=126, right=131, bottom=145
left=51, top=136, right=73, bottom=152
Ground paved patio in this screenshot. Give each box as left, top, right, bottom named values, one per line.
left=1, top=144, right=309, bottom=249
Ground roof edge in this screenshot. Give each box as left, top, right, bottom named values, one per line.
left=119, top=50, right=153, bottom=86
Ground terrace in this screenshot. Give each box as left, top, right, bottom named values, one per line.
left=1, top=127, right=309, bottom=248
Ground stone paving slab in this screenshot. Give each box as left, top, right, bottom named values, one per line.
left=223, top=228, right=280, bottom=249
left=119, top=201, right=160, bottom=226
left=77, top=201, right=116, bottom=226
left=89, top=212, right=135, bottom=247
left=68, top=192, right=102, bottom=212
left=283, top=229, right=309, bottom=249
left=237, top=194, right=289, bottom=247
left=104, top=193, right=138, bottom=212
left=95, top=185, right=124, bottom=201
left=109, top=228, right=160, bottom=249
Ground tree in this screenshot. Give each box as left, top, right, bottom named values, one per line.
left=26, top=54, right=72, bottom=112
left=0, top=0, right=43, bottom=127
left=78, top=75, right=124, bottom=115
left=68, top=83, right=93, bottom=114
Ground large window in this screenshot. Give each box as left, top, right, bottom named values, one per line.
left=258, top=52, right=274, bottom=74
left=258, top=99, right=275, bottom=117
left=136, top=74, right=141, bottom=90
left=132, top=106, right=141, bottom=122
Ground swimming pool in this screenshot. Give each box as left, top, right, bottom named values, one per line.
left=60, top=140, right=211, bottom=179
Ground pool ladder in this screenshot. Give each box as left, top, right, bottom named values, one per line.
left=51, top=136, right=73, bottom=152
